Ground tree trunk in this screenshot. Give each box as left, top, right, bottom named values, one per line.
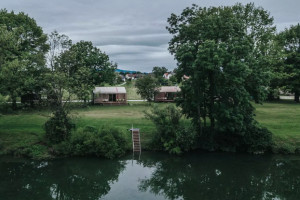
left=208, top=72, right=215, bottom=133
left=12, top=96, right=17, bottom=110
left=295, top=91, right=300, bottom=103
left=197, top=105, right=202, bottom=135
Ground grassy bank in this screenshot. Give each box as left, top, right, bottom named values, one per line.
left=254, top=101, right=300, bottom=153
left=0, top=100, right=299, bottom=159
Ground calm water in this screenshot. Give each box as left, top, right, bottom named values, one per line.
left=1, top=152, right=300, bottom=200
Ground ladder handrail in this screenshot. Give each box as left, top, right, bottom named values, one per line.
left=138, top=130, right=141, bottom=151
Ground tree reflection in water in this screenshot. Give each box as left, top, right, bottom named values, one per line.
left=0, top=157, right=125, bottom=200
left=138, top=153, right=300, bottom=200
left=1, top=153, right=300, bottom=200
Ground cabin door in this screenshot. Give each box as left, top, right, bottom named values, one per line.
left=109, top=94, right=117, bottom=102
left=167, top=92, right=174, bottom=100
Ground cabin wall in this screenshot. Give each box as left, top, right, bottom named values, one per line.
left=93, top=93, right=127, bottom=104
left=154, top=92, right=177, bottom=102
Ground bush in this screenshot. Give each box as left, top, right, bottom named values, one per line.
left=55, top=126, right=129, bottom=159
left=214, top=123, right=272, bottom=153
left=272, top=142, right=296, bottom=154
left=243, top=124, right=273, bottom=153
left=145, top=105, right=196, bottom=154
left=44, top=108, right=74, bottom=144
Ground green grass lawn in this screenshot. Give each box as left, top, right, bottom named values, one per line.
left=254, top=100, right=300, bottom=152
left=124, top=80, right=142, bottom=100
left=0, top=100, right=299, bottom=156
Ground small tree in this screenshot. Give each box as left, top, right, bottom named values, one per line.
left=44, top=108, right=73, bottom=144
left=135, top=75, right=159, bottom=102
left=144, top=105, right=195, bottom=154
left=44, top=31, right=74, bottom=144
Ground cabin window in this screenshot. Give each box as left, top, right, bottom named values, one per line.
left=109, top=94, right=116, bottom=102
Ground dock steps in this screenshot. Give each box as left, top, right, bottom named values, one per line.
left=130, top=128, right=141, bottom=152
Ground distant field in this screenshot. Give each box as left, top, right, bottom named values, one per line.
left=0, top=100, right=299, bottom=154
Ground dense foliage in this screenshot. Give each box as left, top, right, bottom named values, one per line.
left=167, top=3, right=274, bottom=152
left=277, top=24, right=300, bottom=102
left=57, top=41, right=117, bottom=103
left=135, top=75, right=159, bottom=102
left=55, top=126, right=129, bottom=159
left=0, top=9, right=49, bottom=109
left=44, top=108, right=74, bottom=144
left=152, top=66, right=169, bottom=85
left=144, top=105, right=196, bottom=154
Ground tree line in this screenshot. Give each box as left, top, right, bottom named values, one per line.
left=0, top=9, right=116, bottom=111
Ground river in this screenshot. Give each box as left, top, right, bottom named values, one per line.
left=1, top=151, right=299, bottom=200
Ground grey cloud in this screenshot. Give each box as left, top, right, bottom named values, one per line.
left=1, top=0, right=299, bottom=72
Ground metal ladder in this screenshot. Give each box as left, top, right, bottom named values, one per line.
left=131, top=127, right=141, bottom=153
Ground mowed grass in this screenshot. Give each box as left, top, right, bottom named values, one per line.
left=0, top=100, right=299, bottom=154
left=0, top=102, right=160, bottom=153
left=254, top=100, right=300, bottom=150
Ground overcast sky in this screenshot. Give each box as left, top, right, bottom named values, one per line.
left=1, top=0, right=299, bottom=72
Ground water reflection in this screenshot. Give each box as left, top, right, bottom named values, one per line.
left=0, top=153, right=300, bottom=200
left=0, top=157, right=125, bottom=200
left=137, top=153, right=300, bottom=200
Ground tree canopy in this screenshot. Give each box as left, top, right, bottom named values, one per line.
left=135, top=75, right=159, bottom=102
left=167, top=3, right=274, bottom=151
left=0, top=9, right=49, bottom=109
left=57, top=41, right=116, bottom=103
left=277, top=24, right=300, bottom=102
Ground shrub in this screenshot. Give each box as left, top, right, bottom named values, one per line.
left=145, top=105, right=196, bottom=154
left=56, top=125, right=129, bottom=159
left=243, top=124, right=273, bottom=153
left=26, top=144, right=51, bottom=160
left=214, top=123, right=272, bottom=153
left=272, top=142, right=296, bottom=154
left=98, top=126, right=128, bottom=158
left=44, top=108, right=74, bottom=144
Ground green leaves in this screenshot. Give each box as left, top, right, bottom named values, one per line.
left=144, top=105, right=195, bottom=154
left=135, top=75, right=159, bottom=102
left=56, top=41, right=116, bottom=102
left=277, top=24, right=300, bottom=102
left=0, top=9, right=49, bottom=109
left=167, top=3, right=274, bottom=152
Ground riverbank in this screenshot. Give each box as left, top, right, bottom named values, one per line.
left=0, top=100, right=299, bottom=159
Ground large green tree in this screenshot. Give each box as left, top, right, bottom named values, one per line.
left=0, top=9, right=49, bottom=109
left=167, top=3, right=274, bottom=151
left=277, top=24, right=300, bottom=102
left=57, top=41, right=116, bottom=103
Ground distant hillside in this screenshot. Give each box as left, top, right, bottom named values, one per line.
left=115, top=69, right=148, bottom=74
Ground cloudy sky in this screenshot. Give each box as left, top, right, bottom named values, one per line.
left=1, top=0, right=299, bottom=72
